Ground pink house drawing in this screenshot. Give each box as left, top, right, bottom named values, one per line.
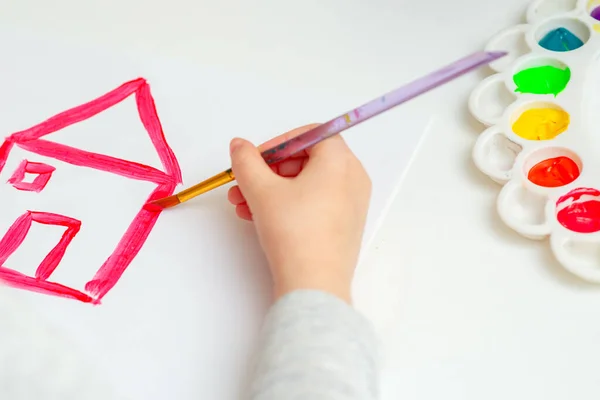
left=0, top=78, right=182, bottom=304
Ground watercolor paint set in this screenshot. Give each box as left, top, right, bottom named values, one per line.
left=469, top=0, right=600, bottom=282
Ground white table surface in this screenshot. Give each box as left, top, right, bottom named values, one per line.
left=3, top=1, right=600, bottom=399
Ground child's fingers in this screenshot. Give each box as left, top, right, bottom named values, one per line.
left=278, top=158, right=305, bottom=177
left=258, top=124, right=320, bottom=157
left=303, top=135, right=356, bottom=174
left=228, top=186, right=246, bottom=205
left=306, top=134, right=351, bottom=160
left=229, top=186, right=252, bottom=220
left=246, top=156, right=308, bottom=178
left=229, top=124, right=317, bottom=208
left=235, top=204, right=253, bottom=221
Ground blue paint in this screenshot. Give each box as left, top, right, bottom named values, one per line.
left=539, top=27, right=584, bottom=52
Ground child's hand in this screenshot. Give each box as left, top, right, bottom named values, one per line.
left=228, top=125, right=371, bottom=303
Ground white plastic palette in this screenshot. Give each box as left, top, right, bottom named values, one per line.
left=469, top=0, right=600, bottom=282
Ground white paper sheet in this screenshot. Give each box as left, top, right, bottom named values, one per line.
left=0, top=27, right=430, bottom=399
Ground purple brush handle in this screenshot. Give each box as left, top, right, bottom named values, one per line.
left=261, top=51, right=505, bottom=164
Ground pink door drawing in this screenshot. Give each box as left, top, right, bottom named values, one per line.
left=0, top=78, right=182, bottom=304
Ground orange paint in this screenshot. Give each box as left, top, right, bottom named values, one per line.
left=528, top=156, right=580, bottom=187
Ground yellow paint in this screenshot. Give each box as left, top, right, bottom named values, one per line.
left=344, top=114, right=352, bottom=124
left=590, top=0, right=600, bottom=9
left=594, top=24, right=600, bottom=33
left=512, top=108, right=570, bottom=141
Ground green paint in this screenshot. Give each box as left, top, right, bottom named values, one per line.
left=513, top=65, right=571, bottom=96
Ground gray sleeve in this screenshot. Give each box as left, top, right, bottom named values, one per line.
left=249, top=290, right=379, bottom=400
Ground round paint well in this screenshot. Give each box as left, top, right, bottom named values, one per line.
left=588, top=1, right=600, bottom=20
left=484, top=133, right=522, bottom=174
left=535, top=18, right=591, bottom=52
left=528, top=157, right=580, bottom=187
left=510, top=101, right=570, bottom=141
left=530, top=0, right=578, bottom=20
left=556, top=188, right=600, bottom=233
left=512, top=58, right=571, bottom=96
left=523, top=147, right=582, bottom=188
left=471, top=77, right=517, bottom=124
left=505, top=185, right=548, bottom=226
left=486, top=26, right=530, bottom=72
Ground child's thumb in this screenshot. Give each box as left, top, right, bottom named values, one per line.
left=229, top=138, right=275, bottom=202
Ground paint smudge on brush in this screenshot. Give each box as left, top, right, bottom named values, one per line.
left=513, top=65, right=571, bottom=96
left=557, top=188, right=600, bottom=233
left=142, top=202, right=165, bottom=212
left=539, top=28, right=584, bottom=52
left=512, top=108, right=570, bottom=140
left=528, top=156, right=580, bottom=187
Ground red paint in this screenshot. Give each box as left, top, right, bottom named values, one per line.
left=0, top=78, right=182, bottom=304
left=557, top=187, right=600, bottom=204
left=8, top=79, right=146, bottom=143
left=556, top=188, right=600, bottom=233
left=0, top=267, right=94, bottom=303
left=31, top=212, right=81, bottom=280
left=528, top=156, right=580, bottom=187
left=0, top=141, right=15, bottom=175
left=17, top=139, right=174, bottom=184
left=8, top=160, right=56, bottom=192
left=135, top=83, right=182, bottom=183
left=0, top=213, right=33, bottom=265
left=84, top=183, right=175, bottom=298
left=142, top=201, right=165, bottom=213
left=0, top=211, right=88, bottom=302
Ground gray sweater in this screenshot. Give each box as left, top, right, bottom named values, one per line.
left=251, top=290, right=379, bottom=399
left=1, top=289, right=378, bottom=399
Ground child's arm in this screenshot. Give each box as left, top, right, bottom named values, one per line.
left=250, top=290, right=378, bottom=399
left=228, top=125, right=378, bottom=399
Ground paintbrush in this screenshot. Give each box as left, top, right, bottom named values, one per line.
left=150, top=50, right=506, bottom=209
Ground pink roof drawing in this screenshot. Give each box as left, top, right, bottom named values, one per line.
left=0, top=78, right=182, bottom=304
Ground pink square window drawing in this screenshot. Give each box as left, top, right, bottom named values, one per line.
left=0, top=78, right=182, bottom=305
left=8, top=159, right=56, bottom=192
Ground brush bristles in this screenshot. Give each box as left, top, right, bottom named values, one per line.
left=146, top=195, right=180, bottom=210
